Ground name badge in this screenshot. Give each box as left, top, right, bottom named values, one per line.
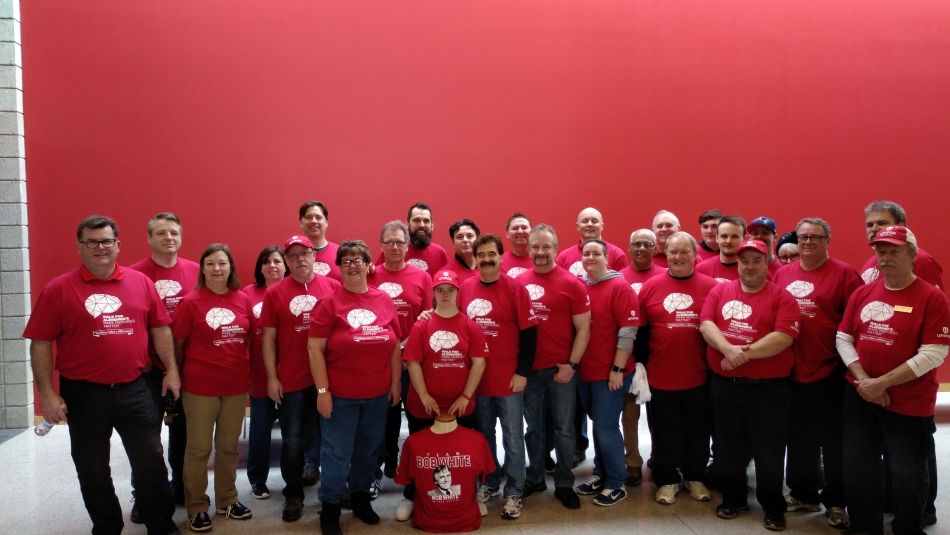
left=893, top=305, right=913, bottom=313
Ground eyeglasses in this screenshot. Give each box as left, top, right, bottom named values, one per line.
left=341, top=258, right=366, bottom=267
left=79, top=239, right=117, bottom=249
left=796, top=235, right=828, bottom=243
left=631, top=242, right=655, bottom=249
left=778, top=254, right=800, bottom=263
left=381, top=240, right=407, bottom=247
left=285, top=250, right=315, bottom=260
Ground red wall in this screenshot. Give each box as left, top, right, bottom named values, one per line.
left=20, top=2, right=950, bottom=374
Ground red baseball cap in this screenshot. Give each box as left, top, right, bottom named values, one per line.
left=283, top=235, right=314, bottom=251
left=737, top=239, right=769, bottom=256
left=871, top=225, right=917, bottom=247
left=432, top=270, right=460, bottom=289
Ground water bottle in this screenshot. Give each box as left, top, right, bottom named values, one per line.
left=34, top=418, right=55, bottom=436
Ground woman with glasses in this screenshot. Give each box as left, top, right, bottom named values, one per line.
left=308, top=240, right=403, bottom=535
left=172, top=243, right=254, bottom=532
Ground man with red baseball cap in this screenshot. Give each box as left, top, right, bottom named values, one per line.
left=700, top=239, right=800, bottom=531
left=837, top=225, right=949, bottom=535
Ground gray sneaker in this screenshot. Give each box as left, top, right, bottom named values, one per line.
left=501, top=496, right=523, bottom=519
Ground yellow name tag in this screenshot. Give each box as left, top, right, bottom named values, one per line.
left=894, top=305, right=913, bottom=313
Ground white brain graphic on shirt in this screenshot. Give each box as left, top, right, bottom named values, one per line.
left=313, top=262, right=331, bottom=276
left=568, top=261, right=585, bottom=277
left=429, top=330, right=460, bottom=351
left=663, top=293, right=694, bottom=313
left=506, top=267, right=527, bottom=278
left=785, top=280, right=815, bottom=298
left=289, top=295, right=317, bottom=317
left=721, top=300, right=752, bottom=320
left=378, top=282, right=404, bottom=298
left=85, top=294, right=122, bottom=318
left=252, top=301, right=263, bottom=319
left=525, top=284, right=545, bottom=301
left=630, top=282, right=643, bottom=295
left=153, top=279, right=182, bottom=298
left=860, top=301, right=894, bottom=323
left=408, top=258, right=429, bottom=271
left=205, top=307, right=236, bottom=329
left=861, top=268, right=879, bottom=284
left=466, top=298, right=493, bottom=318
left=347, top=308, right=378, bottom=328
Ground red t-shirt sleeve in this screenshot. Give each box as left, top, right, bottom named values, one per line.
left=838, top=287, right=862, bottom=337
left=773, top=289, right=801, bottom=338
left=259, top=289, right=278, bottom=329
left=921, top=290, right=950, bottom=345
left=402, top=319, right=428, bottom=363
left=569, top=279, right=591, bottom=315
left=394, top=435, right=415, bottom=486
left=515, top=284, right=537, bottom=330
left=700, top=284, right=724, bottom=323
left=146, top=281, right=172, bottom=328
left=22, top=284, right=62, bottom=341
left=171, top=297, right=195, bottom=340
left=612, top=282, right=642, bottom=328
left=308, top=297, right=336, bottom=338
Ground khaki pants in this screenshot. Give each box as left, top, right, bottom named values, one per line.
left=182, top=392, right=246, bottom=515
left=622, top=393, right=644, bottom=469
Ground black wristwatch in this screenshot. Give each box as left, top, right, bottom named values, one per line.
left=611, top=365, right=625, bottom=373
left=564, top=361, right=579, bottom=370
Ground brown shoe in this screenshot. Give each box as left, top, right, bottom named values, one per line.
left=624, top=466, right=642, bottom=487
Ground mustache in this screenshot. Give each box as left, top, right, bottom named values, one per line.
left=479, top=261, right=497, bottom=268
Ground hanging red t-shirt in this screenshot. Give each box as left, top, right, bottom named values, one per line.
left=394, top=426, right=496, bottom=533
left=839, top=278, right=950, bottom=417
left=309, top=287, right=401, bottom=399
left=23, top=264, right=170, bottom=383
left=556, top=241, right=629, bottom=279
left=700, top=280, right=800, bottom=379
left=402, top=313, right=488, bottom=418
left=773, top=258, right=862, bottom=383
left=172, top=287, right=252, bottom=396
left=312, top=241, right=341, bottom=281
left=459, top=275, right=537, bottom=397
left=501, top=250, right=533, bottom=279
left=129, top=256, right=199, bottom=369
left=696, top=257, right=739, bottom=283
left=619, top=264, right=666, bottom=296
left=638, top=272, right=718, bottom=390
left=860, top=247, right=944, bottom=291
left=241, top=284, right=270, bottom=398
left=516, top=267, right=591, bottom=369
left=368, top=264, right=433, bottom=340
left=580, top=276, right=641, bottom=382
left=259, top=275, right=341, bottom=392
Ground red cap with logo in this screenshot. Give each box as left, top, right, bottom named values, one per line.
left=737, top=239, right=769, bottom=256
left=871, top=225, right=917, bottom=247
left=283, top=235, right=314, bottom=251
left=432, top=270, right=460, bottom=289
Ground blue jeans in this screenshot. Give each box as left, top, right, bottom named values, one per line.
left=577, top=374, right=632, bottom=490
left=319, top=394, right=389, bottom=504
left=476, top=393, right=526, bottom=496
left=247, top=395, right=278, bottom=487
left=278, top=385, right=316, bottom=500
left=524, top=368, right=577, bottom=488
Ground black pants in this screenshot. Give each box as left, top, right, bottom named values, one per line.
left=710, top=374, right=790, bottom=517
left=60, top=376, right=176, bottom=535
left=141, top=368, right=186, bottom=499
left=785, top=371, right=845, bottom=507
left=648, top=384, right=710, bottom=486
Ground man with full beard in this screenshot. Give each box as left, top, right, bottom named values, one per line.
left=404, top=202, right=449, bottom=277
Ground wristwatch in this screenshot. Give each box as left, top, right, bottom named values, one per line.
left=611, top=365, right=625, bottom=373
left=317, top=387, right=328, bottom=395
left=564, top=361, right=579, bottom=370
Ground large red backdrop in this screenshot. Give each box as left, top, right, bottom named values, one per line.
left=20, top=2, right=950, bottom=379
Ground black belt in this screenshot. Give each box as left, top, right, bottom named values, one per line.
left=716, top=374, right=786, bottom=385
left=61, top=376, right=142, bottom=389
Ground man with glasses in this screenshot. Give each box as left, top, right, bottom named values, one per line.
left=24, top=215, right=181, bottom=535
left=129, top=212, right=198, bottom=516
left=651, top=210, right=681, bottom=269
left=617, top=228, right=665, bottom=487
left=773, top=218, right=861, bottom=529
left=260, top=235, right=341, bottom=522
left=368, top=221, right=433, bottom=488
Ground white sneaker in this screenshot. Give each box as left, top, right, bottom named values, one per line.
left=684, top=480, right=711, bottom=502
left=477, top=485, right=499, bottom=504
left=395, top=498, right=414, bottom=521
left=655, top=484, right=679, bottom=505
left=501, top=496, right=523, bottom=519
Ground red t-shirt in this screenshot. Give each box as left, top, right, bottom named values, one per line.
left=652, top=253, right=668, bottom=269
left=407, top=242, right=450, bottom=277
left=839, top=278, right=950, bottom=417
left=402, top=313, right=488, bottom=418
left=129, top=256, right=199, bottom=368
left=700, top=280, right=800, bottom=379
left=394, top=426, right=495, bottom=533
left=368, top=264, right=433, bottom=340
left=556, top=241, right=629, bottom=279
left=697, top=241, right=720, bottom=262
left=619, top=264, right=666, bottom=296
left=696, top=257, right=739, bottom=283
left=23, top=264, right=171, bottom=383
left=861, top=248, right=944, bottom=291
left=516, top=267, right=590, bottom=369
left=438, top=256, right=479, bottom=285
left=309, top=287, right=401, bottom=399
left=172, top=287, right=252, bottom=396
left=459, top=275, right=537, bottom=397
left=638, top=272, right=718, bottom=390
left=259, top=275, right=341, bottom=392
left=313, top=241, right=341, bottom=281
left=242, top=284, right=270, bottom=397
left=501, top=251, right=533, bottom=279
left=773, top=259, right=862, bottom=383
left=580, top=276, right=641, bottom=382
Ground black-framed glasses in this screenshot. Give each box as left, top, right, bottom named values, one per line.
left=79, top=239, right=117, bottom=249
left=796, top=235, right=828, bottom=243
left=341, top=258, right=366, bottom=267
left=381, top=240, right=407, bottom=247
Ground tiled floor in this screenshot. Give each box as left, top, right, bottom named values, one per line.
left=4, top=396, right=950, bottom=534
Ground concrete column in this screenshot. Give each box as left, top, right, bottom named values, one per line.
left=0, top=0, right=30, bottom=429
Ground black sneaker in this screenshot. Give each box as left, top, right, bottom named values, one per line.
left=251, top=484, right=270, bottom=500
left=187, top=512, right=212, bottom=532
left=554, top=487, right=581, bottom=509
left=282, top=498, right=303, bottom=522
left=521, top=481, right=547, bottom=498
left=576, top=475, right=604, bottom=496
left=129, top=491, right=143, bottom=524
left=764, top=514, right=787, bottom=531
left=716, top=503, right=751, bottom=519
left=369, top=479, right=382, bottom=500
left=593, top=488, right=627, bottom=507
left=216, top=501, right=252, bottom=520
left=302, top=464, right=319, bottom=487
left=572, top=450, right=587, bottom=468
left=384, top=455, right=398, bottom=479
left=544, top=455, right=556, bottom=474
